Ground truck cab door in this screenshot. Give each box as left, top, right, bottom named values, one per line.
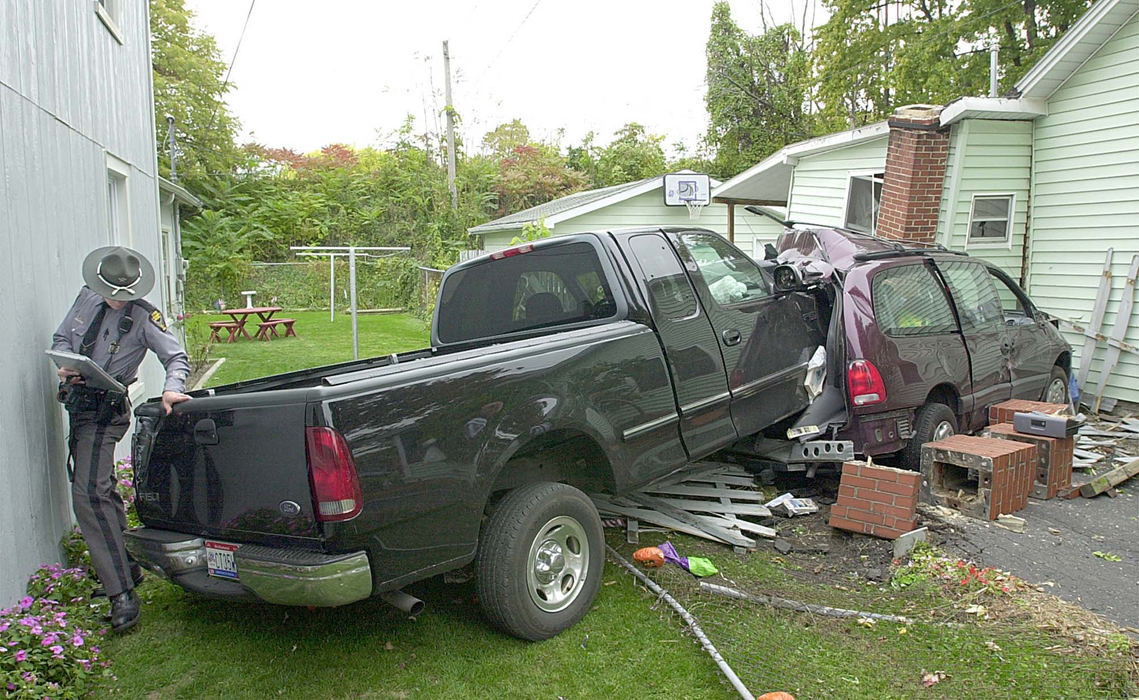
left=669, top=231, right=825, bottom=439
left=935, top=259, right=1013, bottom=428
left=623, top=232, right=738, bottom=458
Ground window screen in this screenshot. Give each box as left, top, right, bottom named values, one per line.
left=628, top=234, right=698, bottom=320
left=872, top=264, right=957, bottom=336
left=435, top=242, right=616, bottom=344
left=677, top=233, right=770, bottom=306
left=939, top=261, right=1003, bottom=331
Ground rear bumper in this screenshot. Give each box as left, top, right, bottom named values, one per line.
left=123, top=528, right=372, bottom=607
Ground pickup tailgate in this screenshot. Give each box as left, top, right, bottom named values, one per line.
left=133, top=397, right=321, bottom=544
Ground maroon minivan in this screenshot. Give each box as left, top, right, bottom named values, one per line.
left=775, top=228, right=1071, bottom=467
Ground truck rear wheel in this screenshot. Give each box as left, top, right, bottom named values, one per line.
left=476, top=481, right=603, bottom=641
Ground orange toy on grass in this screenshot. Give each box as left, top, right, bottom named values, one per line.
left=755, top=693, right=795, bottom=700
left=632, top=546, right=665, bottom=568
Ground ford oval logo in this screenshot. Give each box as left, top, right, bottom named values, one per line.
left=278, top=500, right=301, bottom=517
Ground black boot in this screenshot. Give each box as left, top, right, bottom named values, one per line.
left=93, top=563, right=144, bottom=598
left=110, top=590, right=140, bottom=633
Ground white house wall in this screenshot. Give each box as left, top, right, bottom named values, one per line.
left=786, top=137, right=888, bottom=226
left=1026, top=10, right=1139, bottom=404
left=938, top=119, right=1033, bottom=280
left=0, top=0, right=165, bottom=604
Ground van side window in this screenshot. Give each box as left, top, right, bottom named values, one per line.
left=676, top=232, right=770, bottom=306
left=628, top=234, right=698, bottom=320
left=986, top=268, right=1031, bottom=320
left=938, top=261, right=1003, bottom=331
left=872, top=264, right=957, bottom=336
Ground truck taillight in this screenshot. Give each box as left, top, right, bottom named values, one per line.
left=490, top=243, right=533, bottom=260
left=305, top=427, right=363, bottom=522
left=847, top=359, right=887, bottom=407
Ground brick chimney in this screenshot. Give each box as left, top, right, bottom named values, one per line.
left=876, top=104, right=950, bottom=244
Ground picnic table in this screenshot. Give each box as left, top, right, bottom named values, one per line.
left=209, top=306, right=294, bottom=343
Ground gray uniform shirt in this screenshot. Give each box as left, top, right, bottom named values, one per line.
left=52, top=287, right=191, bottom=393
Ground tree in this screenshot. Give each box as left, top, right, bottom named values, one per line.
left=704, top=3, right=815, bottom=178
left=150, top=0, right=244, bottom=187
left=495, top=143, right=588, bottom=215
left=813, top=0, right=1092, bottom=128
left=594, top=123, right=667, bottom=187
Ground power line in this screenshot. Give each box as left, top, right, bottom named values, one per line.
left=483, top=0, right=543, bottom=74
left=205, top=0, right=257, bottom=135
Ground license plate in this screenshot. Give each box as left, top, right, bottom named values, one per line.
left=205, top=541, right=239, bottom=580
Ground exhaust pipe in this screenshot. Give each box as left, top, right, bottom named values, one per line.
left=380, top=589, right=424, bottom=616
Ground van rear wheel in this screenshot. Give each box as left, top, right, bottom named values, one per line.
left=476, top=482, right=603, bottom=641
left=1042, top=366, right=1069, bottom=405
left=903, top=402, right=957, bottom=469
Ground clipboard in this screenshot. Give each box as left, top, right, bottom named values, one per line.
left=45, top=350, right=127, bottom=393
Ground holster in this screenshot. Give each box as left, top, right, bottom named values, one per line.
left=60, top=384, right=126, bottom=425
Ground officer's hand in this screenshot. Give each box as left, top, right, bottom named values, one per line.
left=162, top=391, right=191, bottom=415
left=57, top=368, right=83, bottom=384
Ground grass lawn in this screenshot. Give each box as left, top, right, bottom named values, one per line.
left=186, top=310, right=430, bottom=388
left=96, top=310, right=1135, bottom=698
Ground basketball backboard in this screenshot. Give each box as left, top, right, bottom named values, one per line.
left=663, top=172, right=711, bottom=206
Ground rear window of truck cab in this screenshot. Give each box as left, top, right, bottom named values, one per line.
left=435, top=240, right=619, bottom=345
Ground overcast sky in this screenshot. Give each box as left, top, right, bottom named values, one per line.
left=183, top=0, right=825, bottom=156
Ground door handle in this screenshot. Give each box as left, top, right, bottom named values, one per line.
left=193, top=418, right=218, bottom=445
left=1000, top=341, right=1012, bottom=356
left=721, top=329, right=742, bottom=346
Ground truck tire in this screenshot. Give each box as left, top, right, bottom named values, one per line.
left=902, top=402, right=957, bottom=470
left=476, top=481, right=603, bottom=641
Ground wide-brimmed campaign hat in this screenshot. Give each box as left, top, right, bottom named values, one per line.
left=82, top=246, right=155, bottom=301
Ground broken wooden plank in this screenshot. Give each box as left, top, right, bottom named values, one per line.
left=1092, top=255, right=1139, bottom=413
left=591, top=496, right=749, bottom=547
left=681, top=473, right=758, bottom=488
left=646, top=484, right=768, bottom=501
left=1077, top=248, right=1113, bottom=396
left=621, top=495, right=776, bottom=541
left=648, top=497, right=771, bottom=518
left=1079, top=458, right=1139, bottom=498
left=1074, top=448, right=1103, bottom=460
left=621, top=493, right=758, bottom=548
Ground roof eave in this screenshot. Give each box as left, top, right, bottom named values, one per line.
left=158, top=176, right=203, bottom=209
left=939, top=97, right=1049, bottom=126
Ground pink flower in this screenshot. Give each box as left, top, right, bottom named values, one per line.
left=71, top=633, right=84, bottom=647
left=14, top=649, right=27, bottom=662
left=17, top=596, right=33, bottom=610
left=50, top=644, right=64, bottom=657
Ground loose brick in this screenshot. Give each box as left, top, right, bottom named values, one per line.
left=989, top=399, right=1069, bottom=426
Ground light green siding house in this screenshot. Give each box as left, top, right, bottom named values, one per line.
left=468, top=173, right=787, bottom=260
left=712, top=0, right=1139, bottom=406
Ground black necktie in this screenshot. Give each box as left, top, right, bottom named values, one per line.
left=79, top=303, right=108, bottom=358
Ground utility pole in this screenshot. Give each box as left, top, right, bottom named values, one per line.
left=443, top=40, right=458, bottom=211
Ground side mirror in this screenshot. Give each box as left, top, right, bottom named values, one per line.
left=773, top=264, right=807, bottom=294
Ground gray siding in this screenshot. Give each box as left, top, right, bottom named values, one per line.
left=1026, top=10, right=1139, bottom=404
left=0, top=0, right=165, bottom=604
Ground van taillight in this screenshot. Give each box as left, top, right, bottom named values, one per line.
left=847, top=359, right=887, bottom=406
left=305, top=427, right=363, bottom=522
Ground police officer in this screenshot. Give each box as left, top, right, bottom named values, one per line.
left=51, top=246, right=191, bottom=633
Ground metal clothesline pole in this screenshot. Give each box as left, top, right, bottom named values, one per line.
left=291, top=245, right=411, bottom=360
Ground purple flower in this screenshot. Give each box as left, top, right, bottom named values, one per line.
left=17, top=596, right=33, bottom=610
left=50, top=644, right=64, bottom=657
left=71, top=633, right=84, bottom=647
left=0, top=621, right=8, bottom=632
left=14, top=649, right=27, bottom=662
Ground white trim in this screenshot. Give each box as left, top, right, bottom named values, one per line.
left=939, top=97, right=1048, bottom=127
left=938, top=120, right=971, bottom=248
left=713, top=122, right=889, bottom=202
left=95, top=0, right=125, bottom=45
left=964, top=192, right=1016, bottom=250
left=1014, top=0, right=1136, bottom=100
left=105, top=153, right=131, bottom=246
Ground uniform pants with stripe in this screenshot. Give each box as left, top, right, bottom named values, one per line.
left=70, top=407, right=132, bottom=598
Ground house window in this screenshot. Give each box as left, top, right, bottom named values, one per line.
left=968, top=194, right=1013, bottom=242
left=95, top=0, right=125, bottom=44
left=106, top=156, right=130, bottom=245
left=844, top=173, right=884, bottom=233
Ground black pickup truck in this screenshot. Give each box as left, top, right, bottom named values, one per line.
left=126, top=227, right=828, bottom=640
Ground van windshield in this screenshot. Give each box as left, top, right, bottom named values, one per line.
left=436, top=242, right=617, bottom=344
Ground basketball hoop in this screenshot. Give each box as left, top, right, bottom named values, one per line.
left=684, top=199, right=705, bottom=220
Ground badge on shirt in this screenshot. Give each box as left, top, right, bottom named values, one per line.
left=149, top=310, right=168, bottom=332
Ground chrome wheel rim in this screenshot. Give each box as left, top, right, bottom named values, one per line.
left=933, top=420, right=955, bottom=441
left=525, top=515, right=588, bottom=613
left=1045, top=378, right=1067, bottom=404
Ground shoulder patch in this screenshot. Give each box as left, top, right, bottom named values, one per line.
left=149, top=309, right=168, bottom=332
